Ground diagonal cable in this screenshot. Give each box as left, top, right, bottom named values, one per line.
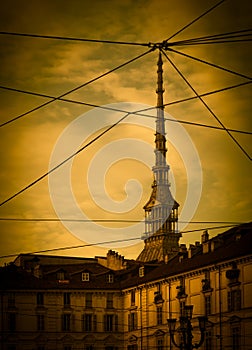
left=0, top=82, right=251, bottom=135
left=169, top=29, right=252, bottom=46
left=0, top=83, right=251, bottom=135
left=0, top=31, right=150, bottom=47
left=0, top=48, right=154, bottom=127
left=0, top=111, right=132, bottom=208
left=165, top=0, right=226, bottom=42
left=167, top=47, right=252, bottom=81
left=161, top=49, right=251, bottom=161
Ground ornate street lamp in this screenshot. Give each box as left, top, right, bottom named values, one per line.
left=167, top=305, right=208, bottom=350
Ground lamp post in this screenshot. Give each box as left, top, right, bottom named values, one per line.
left=167, top=305, right=207, bottom=350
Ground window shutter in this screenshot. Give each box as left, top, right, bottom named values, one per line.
left=227, top=291, right=231, bottom=311
left=93, top=314, right=97, bottom=331
left=128, top=314, right=131, bottom=332
left=115, top=314, right=118, bottom=332
left=104, top=314, right=107, bottom=332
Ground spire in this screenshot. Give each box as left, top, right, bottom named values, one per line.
left=137, top=52, right=181, bottom=263
left=155, top=52, right=167, bottom=164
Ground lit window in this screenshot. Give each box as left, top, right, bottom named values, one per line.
left=106, top=274, right=114, bottom=283
left=82, top=272, right=90, bottom=281
left=139, top=266, right=144, bottom=277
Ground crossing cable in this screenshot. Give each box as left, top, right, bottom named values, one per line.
left=0, top=223, right=242, bottom=259
left=164, top=0, right=226, bottom=42
left=161, top=49, right=251, bottom=161
left=0, top=31, right=150, bottom=47
left=168, top=29, right=252, bottom=46
left=0, top=110, right=133, bottom=208
left=166, top=47, right=252, bottom=81
left=0, top=82, right=251, bottom=135
left=0, top=217, right=243, bottom=224
left=0, top=48, right=154, bottom=127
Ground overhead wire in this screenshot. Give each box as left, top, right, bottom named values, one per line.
left=161, top=49, right=251, bottom=161
left=0, top=31, right=150, bottom=47
left=0, top=223, right=243, bottom=259
left=0, top=110, right=132, bottom=208
left=0, top=82, right=251, bottom=135
left=164, top=0, right=226, bottom=42
left=166, top=47, right=252, bottom=81
left=169, top=28, right=252, bottom=46
left=0, top=218, right=244, bottom=224
left=0, top=48, right=153, bottom=127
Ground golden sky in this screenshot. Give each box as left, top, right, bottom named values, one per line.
left=0, top=0, right=251, bottom=265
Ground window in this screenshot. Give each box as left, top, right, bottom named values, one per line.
left=157, top=306, right=162, bottom=325
left=131, top=290, right=135, bottom=306
left=37, top=292, right=44, bottom=306
left=104, top=314, right=118, bottom=332
left=7, top=345, right=16, bottom=350
left=8, top=293, right=15, bottom=308
left=8, top=313, right=16, bottom=332
left=85, top=293, right=92, bottom=308
left=157, top=338, right=163, bottom=350
left=64, top=293, right=71, bottom=307
left=205, top=330, right=212, bottom=350
left=139, top=266, right=144, bottom=277
left=83, top=314, right=97, bottom=332
left=57, top=270, right=65, bottom=280
left=106, top=274, right=114, bottom=283
left=228, top=290, right=241, bottom=312
left=179, top=301, right=186, bottom=317
left=232, top=326, right=240, bottom=350
left=62, top=314, right=71, bottom=331
left=82, top=272, right=90, bottom=281
left=127, top=346, right=137, bottom=350
left=106, top=293, right=113, bottom=309
left=37, top=314, right=45, bottom=331
left=205, top=295, right=211, bottom=316
left=128, top=312, right=137, bottom=331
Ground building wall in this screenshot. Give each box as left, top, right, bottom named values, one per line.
left=122, top=257, right=252, bottom=350
left=1, top=257, right=252, bottom=350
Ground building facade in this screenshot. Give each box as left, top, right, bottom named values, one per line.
left=1, top=223, right=252, bottom=350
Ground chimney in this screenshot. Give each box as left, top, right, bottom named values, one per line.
left=106, top=250, right=125, bottom=270
left=202, top=230, right=210, bottom=254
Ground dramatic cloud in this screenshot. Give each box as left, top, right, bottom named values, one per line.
left=0, top=0, right=251, bottom=264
